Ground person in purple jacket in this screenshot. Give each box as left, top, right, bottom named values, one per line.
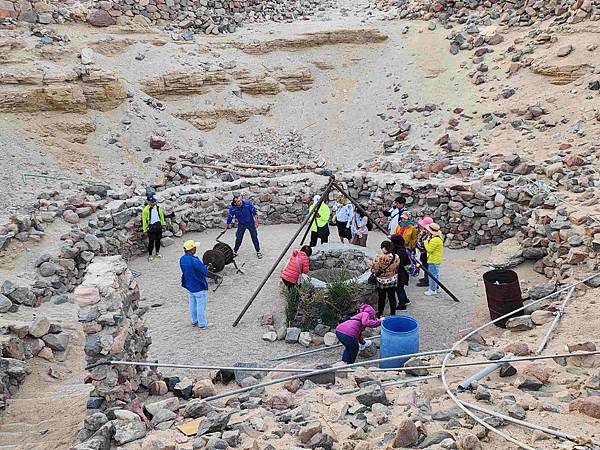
left=335, top=304, right=381, bottom=364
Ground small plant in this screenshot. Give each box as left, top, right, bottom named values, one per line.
left=325, top=269, right=359, bottom=315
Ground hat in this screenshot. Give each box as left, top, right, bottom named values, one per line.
left=418, top=216, right=433, bottom=228
left=312, top=195, right=321, bottom=204
left=147, top=195, right=157, bottom=203
left=426, top=223, right=441, bottom=234
left=183, top=240, right=197, bottom=251
left=401, top=210, right=412, bottom=220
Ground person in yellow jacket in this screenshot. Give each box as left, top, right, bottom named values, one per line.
left=142, top=196, right=166, bottom=261
left=309, top=194, right=331, bottom=247
left=423, top=222, right=443, bottom=296
left=393, top=211, right=418, bottom=251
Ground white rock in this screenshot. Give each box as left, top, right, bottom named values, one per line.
left=262, top=331, right=277, bottom=342
left=113, top=409, right=141, bottom=421
left=323, top=332, right=338, bottom=346
left=298, top=331, right=312, bottom=347
left=81, top=48, right=96, bottom=65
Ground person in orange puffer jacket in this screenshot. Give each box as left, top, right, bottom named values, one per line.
left=281, top=245, right=312, bottom=291
left=394, top=210, right=418, bottom=251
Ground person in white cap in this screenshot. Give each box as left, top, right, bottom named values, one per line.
left=308, top=194, right=331, bottom=247
left=179, top=240, right=211, bottom=328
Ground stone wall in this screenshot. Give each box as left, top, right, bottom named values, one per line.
left=75, top=256, right=154, bottom=416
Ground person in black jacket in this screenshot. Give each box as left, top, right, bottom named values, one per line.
left=390, top=234, right=411, bottom=310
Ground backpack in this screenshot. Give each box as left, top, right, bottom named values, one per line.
left=405, top=250, right=421, bottom=277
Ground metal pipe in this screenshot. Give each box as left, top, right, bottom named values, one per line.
left=335, top=375, right=439, bottom=395
left=458, top=354, right=513, bottom=390
left=441, top=273, right=600, bottom=450
left=232, top=177, right=336, bottom=327
left=535, top=286, right=575, bottom=355
left=332, top=181, right=460, bottom=303
left=461, top=401, right=578, bottom=443
left=268, top=335, right=382, bottom=361
left=201, top=348, right=452, bottom=402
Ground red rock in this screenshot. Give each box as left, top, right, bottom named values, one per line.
left=559, top=143, right=572, bottom=150
left=150, top=135, right=167, bottom=150
left=486, top=34, right=504, bottom=45
left=74, top=286, right=101, bottom=307
left=504, top=342, right=530, bottom=356
left=448, top=118, right=459, bottom=127
left=436, top=133, right=449, bottom=146
left=86, top=10, right=116, bottom=27
left=565, top=155, right=584, bottom=167
left=268, top=390, right=295, bottom=410
left=259, top=314, right=274, bottom=326
left=453, top=107, right=464, bottom=114
left=283, top=379, right=302, bottom=393
left=432, top=2, right=444, bottom=12
left=569, top=396, right=600, bottom=419
left=523, top=364, right=551, bottom=383
left=430, top=160, right=449, bottom=173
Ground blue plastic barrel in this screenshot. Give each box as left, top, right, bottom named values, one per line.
left=379, top=316, right=420, bottom=368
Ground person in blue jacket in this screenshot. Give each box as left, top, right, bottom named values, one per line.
left=224, top=192, right=262, bottom=259
left=179, top=240, right=211, bottom=328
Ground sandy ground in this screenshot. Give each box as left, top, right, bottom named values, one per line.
left=130, top=224, right=484, bottom=378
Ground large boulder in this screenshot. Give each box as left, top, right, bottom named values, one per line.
left=87, top=10, right=115, bottom=27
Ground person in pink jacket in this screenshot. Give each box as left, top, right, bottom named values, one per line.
left=335, top=304, right=381, bottom=364
left=281, top=245, right=312, bottom=291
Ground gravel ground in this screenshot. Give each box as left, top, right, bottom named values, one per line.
left=129, top=224, right=481, bottom=378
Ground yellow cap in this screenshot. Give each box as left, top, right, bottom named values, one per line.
left=183, top=240, right=197, bottom=251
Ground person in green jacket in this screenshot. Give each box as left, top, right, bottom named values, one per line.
left=423, top=222, right=443, bottom=296
left=142, top=196, right=166, bottom=261
left=309, top=194, right=331, bottom=247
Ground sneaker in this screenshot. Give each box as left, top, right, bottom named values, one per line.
left=424, top=290, right=435, bottom=296
left=404, top=299, right=411, bottom=305
left=417, top=279, right=428, bottom=287
left=433, top=290, right=440, bottom=295
left=233, top=251, right=238, bottom=257
left=257, top=252, right=263, bottom=259
left=147, top=256, right=154, bottom=262
left=399, top=306, right=407, bottom=311
left=199, top=323, right=213, bottom=329
left=155, top=254, right=162, bottom=259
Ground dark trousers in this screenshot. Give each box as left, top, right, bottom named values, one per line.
left=310, top=227, right=329, bottom=247
left=377, top=287, right=397, bottom=317
left=147, top=225, right=162, bottom=256
left=420, top=250, right=429, bottom=283
left=335, top=331, right=359, bottom=364
left=234, top=224, right=260, bottom=253
left=396, top=284, right=408, bottom=309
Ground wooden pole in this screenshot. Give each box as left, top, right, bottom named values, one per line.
left=232, top=177, right=336, bottom=327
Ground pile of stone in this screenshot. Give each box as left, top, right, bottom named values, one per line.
left=0, top=0, right=81, bottom=25
left=76, top=256, right=155, bottom=418
left=372, top=0, right=600, bottom=27
left=0, top=314, right=69, bottom=409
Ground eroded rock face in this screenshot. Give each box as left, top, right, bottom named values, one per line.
left=0, top=68, right=126, bottom=113
left=531, top=63, right=590, bottom=85
left=139, top=67, right=313, bottom=99
left=234, top=28, right=388, bottom=54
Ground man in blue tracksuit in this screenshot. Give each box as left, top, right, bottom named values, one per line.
left=225, top=192, right=262, bottom=259
left=180, top=240, right=211, bottom=328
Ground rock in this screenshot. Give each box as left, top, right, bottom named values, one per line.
left=393, top=417, right=418, bottom=447
left=314, top=324, right=330, bottom=336
left=531, top=310, right=554, bottom=325
left=323, top=332, right=338, bottom=346
left=222, top=429, right=241, bottom=447
left=193, top=379, right=216, bottom=398
left=299, top=331, right=312, bottom=347
left=299, top=421, right=322, bottom=444
left=81, top=48, right=95, bottom=65
left=74, top=287, right=101, bottom=307
left=456, top=433, right=482, bottom=450
left=0, top=294, right=12, bottom=313
left=149, top=380, right=168, bottom=396
left=569, top=397, right=600, bottom=419
left=499, top=363, right=517, bottom=378
left=522, top=247, right=545, bottom=260
left=503, top=342, right=530, bottom=356
left=84, top=412, right=108, bottom=432
left=302, top=364, right=336, bottom=385
left=474, top=385, right=491, bottom=402
left=259, top=314, right=274, bottom=326
left=114, top=409, right=141, bottom=421
left=356, top=384, right=388, bottom=406
left=29, top=317, right=51, bottom=338
left=404, top=358, right=429, bottom=376
left=160, top=237, right=174, bottom=247
left=268, top=389, right=295, bottom=410
left=418, top=431, right=454, bottom=448
left=306, top=433, right=334, bottom=450
left=544, top=162, right=563, bottom=177
left=87, top=10, right=116, bottom=27
left=113, top=419, right=147, bottom=445
left=528, top=282, right=555, bottom=300
left=145, top=397, right=180, bottom=416
left=523, top=364, right=550, bottom=383
left=63, top=210, right=80, bottom=224
left=150, top=135, right=166, bottom=150
left=233, top=362, right=264, bottom=384
left=38, top=347, right=54, bottom=361
left=285, top=327, right=301, bottom=343
left=150, top=409, right=176, bottom=428
left=518, top=377, right=543, bottom=391
left=262, top=331, right=277, bottom=342
left=42, top=333, right=69, bottom=351
left=505, top=315, right=534, bottom=331
left=557, top=45, right=574, bottom=57
left=174, top=378, right=193, bottom=399
left=39, top=262, right=58, bottom=277
left=196, top=411, right=231, bottom=436
left=182, top=399, right=214, bottom=418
